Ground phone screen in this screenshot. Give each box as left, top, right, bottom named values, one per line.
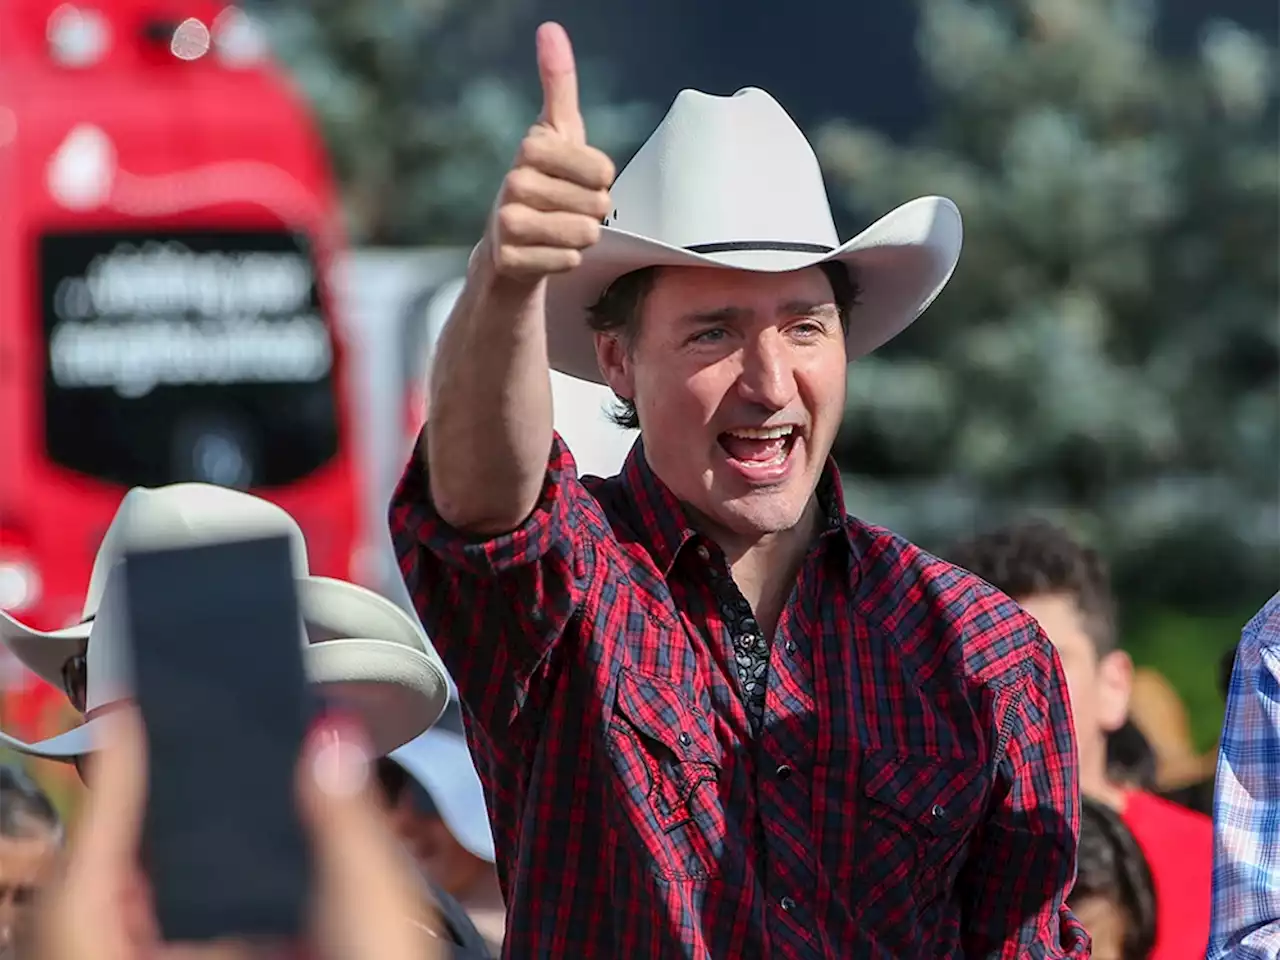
left=122, top=534, right=314, bottom=943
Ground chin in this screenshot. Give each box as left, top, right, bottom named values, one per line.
left=711, top=491, right=812, bottom=538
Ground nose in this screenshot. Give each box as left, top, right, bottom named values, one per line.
left=736, top=330, right=797, bottom=411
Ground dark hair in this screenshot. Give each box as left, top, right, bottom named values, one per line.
left=945, top=519, right=1118, bottom=656
left=0, top=765, right=60, bottom=841
left=1106, top=719, right=1158, bottom=791
left=1072, top=796, right=1157, bottom=960
left=585, top=261, right=862, bottom=430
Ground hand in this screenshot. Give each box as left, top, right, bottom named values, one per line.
left=487, top=22, right=616, bottom=282
left=31, top=709, right=441, bottom=960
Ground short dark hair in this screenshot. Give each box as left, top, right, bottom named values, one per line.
left=0, top=765, right=60, bottom=841
left=585, top=261, right=861, bottom=430
left=1072, top=796, right=1157, bottom=960
left=1105, top=719, right=1158, bottom=791
left=945, top=519, right=1119, bottom=656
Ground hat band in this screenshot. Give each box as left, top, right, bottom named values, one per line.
left=685, top=241, right=834, bottom=255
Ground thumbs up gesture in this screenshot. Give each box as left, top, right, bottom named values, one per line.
left=487, top=23, right=616, bottom=282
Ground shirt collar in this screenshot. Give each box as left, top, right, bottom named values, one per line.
left=618, top=437, right=854, bottom=576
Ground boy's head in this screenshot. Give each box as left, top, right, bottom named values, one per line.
left=1070, top=796, right=1157, bottom=960
left=947, top=520, right=1133, bottom=799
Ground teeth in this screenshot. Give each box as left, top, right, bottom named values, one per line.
left=726, top=426, right=794, bottom=440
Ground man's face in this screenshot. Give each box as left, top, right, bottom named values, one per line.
left=597, top=265, right=847, bottom=544
left=0, top=827, right=58, bottom=958
left=1018, top=592, right=1131, bottom=795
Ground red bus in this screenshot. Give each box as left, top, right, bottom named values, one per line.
left=0, top=0, right=363, bottom=739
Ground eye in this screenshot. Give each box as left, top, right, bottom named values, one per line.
left=790, top=320, right=826, bottom=339
left=690, top=328, right=728, bottom=344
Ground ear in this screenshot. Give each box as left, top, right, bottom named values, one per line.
left=593, top=331, right=635, bottom=404
left=1097, top=649, right=1134, bottom=734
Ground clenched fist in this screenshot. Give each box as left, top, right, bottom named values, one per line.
left=488, top=23, right=616, bottom=282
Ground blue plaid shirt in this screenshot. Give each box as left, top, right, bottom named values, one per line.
left=1209, top=590, right=1280, bottom=959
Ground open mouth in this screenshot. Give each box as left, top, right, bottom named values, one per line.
left=717, top=425, right=798, bottom=469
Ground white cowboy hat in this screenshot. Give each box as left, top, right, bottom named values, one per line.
left=543, top=86, right=963, bottom=385
left=0, top=482, right=450, bottom=760
left=388, top=697, right=496, bottom=864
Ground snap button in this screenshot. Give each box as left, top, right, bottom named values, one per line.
left=679, top=731, right=692, bottom=747
left=780, top=896, right=796, bottom=912
left=931, top=803, right=945, bottom=818
left=776, top=764, right=792, bottom=780
left=784, top=640, right=797, bottom=655
left=696, top=545, right=711, bottom=561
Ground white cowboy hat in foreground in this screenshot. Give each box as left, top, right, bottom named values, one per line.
left=543, top=86, right=963, bottom=384
left=0, top=483, right=450, bottom=760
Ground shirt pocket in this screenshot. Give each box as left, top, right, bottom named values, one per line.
left=848, top=749, right=988, bottom=913
left=606, top=668, right=727, bottom=881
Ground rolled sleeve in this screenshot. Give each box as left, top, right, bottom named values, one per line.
left=388, top=429, right=599, bottom=731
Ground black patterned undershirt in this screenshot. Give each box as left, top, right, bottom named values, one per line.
left=702, top=476, right=845, bottom=733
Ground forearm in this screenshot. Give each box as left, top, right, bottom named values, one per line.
left=425, top=241, right=556, bottom=535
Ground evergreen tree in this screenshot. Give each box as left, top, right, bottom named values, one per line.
left=817, top=0, right=1278, bottom=608
left=250, top=0, right=651, bottom=246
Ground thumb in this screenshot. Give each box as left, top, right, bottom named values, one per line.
left=298, top=717, right=435, bottom=959
left=535, top=21, right=586, bottom=144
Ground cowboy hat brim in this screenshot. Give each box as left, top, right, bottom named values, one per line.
left=544, top=195, right=963, bottom=385
left=0, top=576, right=445, bottom=689
left=0, top=635, right=447, bottom=761
left=0, top=578, right=450, bottom=756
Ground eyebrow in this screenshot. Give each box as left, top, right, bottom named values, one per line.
left=679, top=300, right=839, bottom=327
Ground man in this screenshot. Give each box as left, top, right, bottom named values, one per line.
left=1207, top=590, right=1280, bottom=959
left=390, top=22, right=1088, bottom=958
left=378, top=697, right=505, bottom=956
left=0, top=765, right=60, bottom=959
left=947, top=519, right=1212, bottom=960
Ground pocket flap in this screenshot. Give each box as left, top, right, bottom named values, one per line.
left=860, top=749, right=987, bottom=836
left=614, top=669, right=719, bottom=765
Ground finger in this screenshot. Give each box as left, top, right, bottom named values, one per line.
left=491, top=244, right=583, bottom=278
left=504, top=167, right=611, bottom=218
left=516, top=130, right=614, bottom=190
left=71, top=709, right=148, bottom=874
left=535, top=22, right=585, bottom=144
left=497, top=206, right=601, bottom=249
left=298, top=718, right=430, bottom=959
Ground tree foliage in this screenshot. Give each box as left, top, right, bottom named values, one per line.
left=817, top=0, right=1278, bottom=608
left=249, top=0, right=652, bottom=245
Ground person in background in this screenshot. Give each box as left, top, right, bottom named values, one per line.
left=1107, top=720, right=1159, bottom=792
left=0, top=765, right=60, bottom=959
left=947, top=519, right=1212, bottom=960
left=1070, top=796, right=1157, bottom=960
left=1207, top=590, right=1280, bottom=959
left=377, top=697, right=504, bottom=957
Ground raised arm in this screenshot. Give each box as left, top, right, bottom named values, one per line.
left=425, top=23, right=615, bottom=535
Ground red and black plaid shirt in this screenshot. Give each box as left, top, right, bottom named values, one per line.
left=390, top=433, right=1090, bottom=959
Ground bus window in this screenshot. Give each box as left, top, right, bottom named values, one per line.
left=40, top=227, right=340, bottom=490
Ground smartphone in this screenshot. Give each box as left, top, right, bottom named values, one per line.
left=121, top=534, right=315, bottom=944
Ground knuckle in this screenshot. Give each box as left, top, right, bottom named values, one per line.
left=578, top=218, right=602, bottom=246
left=496, top=204, right=525, bottom=237
left=504, top=167, right=537, bottom=200
left=563, top=249, right=584, bottom=270
left=593, top=152, right=617, bottom=187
